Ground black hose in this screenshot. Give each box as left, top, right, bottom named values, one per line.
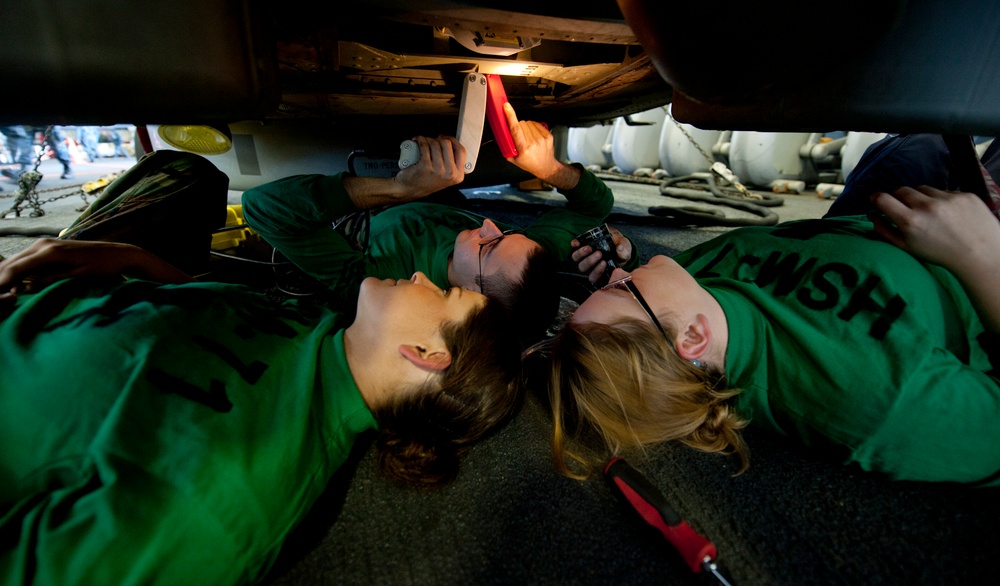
left=0, top=227, right=61, bottom=236
left=594, top=170, right=782, bottom=226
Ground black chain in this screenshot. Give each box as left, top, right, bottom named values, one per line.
left=0, top=172, right=93, bottom=218
left=0, top=126, right=110, bottom=218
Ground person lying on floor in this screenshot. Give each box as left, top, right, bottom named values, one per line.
left=241, top=103, right=631, bottom=345
left=0, top=238, right=522, bottom=584
left=824, top=133, right=1000, bottom=219
left=544, top=185, right=1000, bottom=487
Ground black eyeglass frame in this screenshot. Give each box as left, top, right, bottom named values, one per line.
left=477, top=229, right=520, bottom=294
left=600, top=275, right=673, bottom=348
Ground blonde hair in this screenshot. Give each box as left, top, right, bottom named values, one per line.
left=548, top=317, right=749, bottom=479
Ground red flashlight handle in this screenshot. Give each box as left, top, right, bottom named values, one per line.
left=484, top=74, right=517, bottom=158
left=604, top=458, right=717, bottom=574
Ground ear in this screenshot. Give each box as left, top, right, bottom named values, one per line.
left=674, top=314, right=712, bottom=362
left=398, top=344, right=453, bottom=372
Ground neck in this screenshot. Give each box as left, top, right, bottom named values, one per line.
left=343, top=323, right=437, bottom=411
left=446, top=256, right=456, bottom=287
left=702, top=290, right=730, bottom=369
left=343, top=324, right=395, bottom=411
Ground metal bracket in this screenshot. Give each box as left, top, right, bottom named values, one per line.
left=399, top=72, right=488, bottom=173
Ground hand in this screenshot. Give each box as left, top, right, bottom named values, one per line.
left=393, top=135, right=466, bottom=198
left=870, top=186, right=1000, bottom=279
left=570, top=225, right=633, bottom=284
left=502, top=102, right=565, bottom=182
left=0, top=238, right=189, bottom=296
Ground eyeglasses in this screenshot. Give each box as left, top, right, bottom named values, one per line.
left=601, top=275, right=672, bottom=349
left=478, top=229, right=519, bottom=294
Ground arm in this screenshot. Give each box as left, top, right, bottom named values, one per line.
left=242, top=135, right=466, bottom=288
left=0, top=238, right=191, bottom=298
left=851, top=356, right=1000, bottom=485
left=244, top=134, right=466, bottom=223
left=345, top=135, right=467, bottom=209
left=871, top=186, right=1000, bottom=334
left=241, top=174, right=368, bottom=297
left=503, top=102, right=581, bottom=191
left=501, top=103, right=617, bottom=262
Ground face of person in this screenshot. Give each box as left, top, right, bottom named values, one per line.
left=355, top=271, right=486, bottom=338
left=570, top=255, right=703, bottom=329
left=451, top=218, right=542, bottom=293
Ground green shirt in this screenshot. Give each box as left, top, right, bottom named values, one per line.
left=0, top=278, right=377, bottom=584
left=241, top=169, right=615, bottom=309
left=675, top=216, right=1000, bottom=486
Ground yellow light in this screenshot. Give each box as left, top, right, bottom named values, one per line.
left=477, top=61, right=555, bottom=77
left=157, top=125, right=232, bottom=155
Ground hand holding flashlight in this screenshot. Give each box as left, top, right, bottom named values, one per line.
left=572, top=224, right=633, bottom=286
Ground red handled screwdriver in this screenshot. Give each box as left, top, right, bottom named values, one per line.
left=604, top=458, right=734, bottom=585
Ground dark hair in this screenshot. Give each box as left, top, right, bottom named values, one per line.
left=372, top=298, right=523, bottom=487
left=480, top=246, right=560, bottom=348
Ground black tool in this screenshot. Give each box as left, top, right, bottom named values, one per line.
left=604, top=458, right=734, bottom=585
left=575, top=223, right=619, bottom=284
